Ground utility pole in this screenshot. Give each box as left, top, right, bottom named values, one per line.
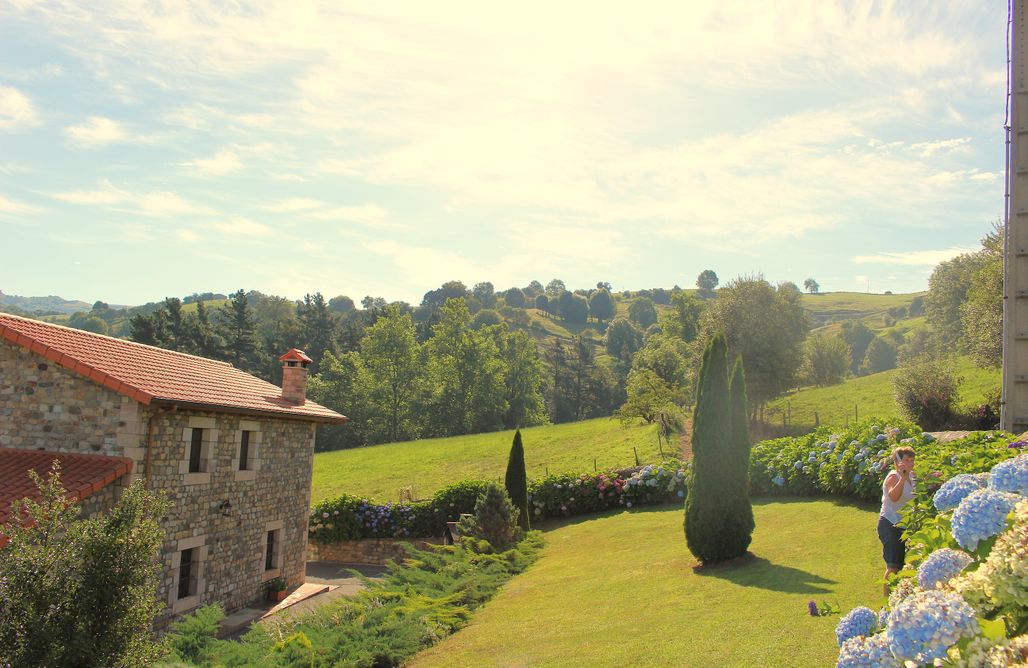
left=1003, top=1, right=1024, bottom=433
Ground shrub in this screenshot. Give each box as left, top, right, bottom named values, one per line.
left=505, top=430, right=530, bottom=530
left=724, top=356, right=755, bottom=555
left=0, top=467, right=168, bottom=668
left=458, top=483, right=519, bottom=550
left=162, top=604, right=225, bottom=664
left=893, top=356, right=961, bottom=429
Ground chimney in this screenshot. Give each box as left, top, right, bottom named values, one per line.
left=279, top=348, right=312, bottom=405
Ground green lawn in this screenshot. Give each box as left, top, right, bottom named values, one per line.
left=767, top=355, right=999, bottom=430
left=311, top=418, right=667, bottom=504
left=410, top=499, right=882, bottom=667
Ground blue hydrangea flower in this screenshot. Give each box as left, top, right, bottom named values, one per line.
left=916, top=548, right=974, bottom=590
left=877, top=608, right=889, bottom=630
left=837, top=633, right=898, bottom=668
left=922, top=433, right=935, bottom=442
left=808, top=453, right=817, bottom=463
left=772, top=476, right=785, bottom=487
left=876, top=434, right=887, bottom=443
left=887, top=590, right=978, bottom=663
left=933, top=473, right=989, bottom=511
left=853, top=474, right=862, bottom=484
left=988, top=455, right=1028, bottom=496
left=794, top=461, right=803, bottom=470
left=950, top=489, right=1020, bottom=551
left=836, top=607, right=878, bottom=646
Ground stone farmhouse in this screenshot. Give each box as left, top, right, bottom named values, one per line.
left=0, top=313, right=347, bottom=623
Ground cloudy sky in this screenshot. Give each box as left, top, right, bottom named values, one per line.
left=0, top=1, right=1008, bottom=306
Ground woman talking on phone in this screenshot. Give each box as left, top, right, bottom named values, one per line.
left=878, top=446, right=916, bottom=594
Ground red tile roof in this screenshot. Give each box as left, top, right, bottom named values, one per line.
left=0, top=448, right=134, bottom=547
left=0, top=313, right=347, bottom=424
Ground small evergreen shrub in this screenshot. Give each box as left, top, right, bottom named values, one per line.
left=893, top=356, right=961, bottom=430
left=504, top=430, right=530, bottom=530
left=458, top=482, right=520, bottom=550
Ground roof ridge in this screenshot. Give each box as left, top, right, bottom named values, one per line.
left=0, top=312, right=233, bottom=367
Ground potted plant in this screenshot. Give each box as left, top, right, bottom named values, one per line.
left=267, top=577, right=288, bottom=602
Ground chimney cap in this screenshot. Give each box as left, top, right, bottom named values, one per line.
left=278, top=348, right=313, bottom=364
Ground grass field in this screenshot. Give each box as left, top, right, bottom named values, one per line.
left=311, top=418, right=669, bottom=504
left=767, top=355, right=999, bottom=430
left=410, top=499, right=882, bottom=668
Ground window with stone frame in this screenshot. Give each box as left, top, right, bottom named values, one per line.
left=179, top=417, right=217, bottom=485
left=232, top=420, right=262, bottom=481
left=170, top=535, right=208, bottom=614
left=261, top=519, right=284, bottom=581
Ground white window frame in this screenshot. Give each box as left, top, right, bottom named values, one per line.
left=232, top=420, right=262, bottom=482
left=261, top=519, right=284, bottom=581
left=170, top=534, right=208, bottom=614
left=179, top=417, right=217, bottom=485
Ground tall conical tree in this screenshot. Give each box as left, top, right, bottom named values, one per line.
left=684, top=333, right=739, bottom=564
left=504, top=430, right=530, bottom=530
left=722, top=354, right=755, bottom=556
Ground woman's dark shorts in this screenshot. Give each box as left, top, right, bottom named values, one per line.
left=877, top=515, right=905, bottom=569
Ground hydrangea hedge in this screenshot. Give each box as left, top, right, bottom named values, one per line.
left=309, top=460, right=687, bottom=543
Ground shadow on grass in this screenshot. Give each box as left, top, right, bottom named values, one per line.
left=692, top=554, right=836, bottom=594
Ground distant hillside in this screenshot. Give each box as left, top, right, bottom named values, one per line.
left=0, top=291, right=94, bottom=315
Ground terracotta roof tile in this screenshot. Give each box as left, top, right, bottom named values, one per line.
left=0, top=448, right=134, bottom=547
left=0, top=313, right=347, bottom=424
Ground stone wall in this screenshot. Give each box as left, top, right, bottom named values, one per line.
left=308, top=537, right=444, bottom=565
left=0, top=338, right=321, bottom=623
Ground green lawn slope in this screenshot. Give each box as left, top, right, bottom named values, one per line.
left=767, top=355, right=999, bottom=430
left=410, top=499, right=882, bottom=667
left=311, top=418, right=667, bottom=504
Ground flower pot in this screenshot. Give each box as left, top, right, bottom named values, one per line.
left=269, top=589, right=288, bottom=602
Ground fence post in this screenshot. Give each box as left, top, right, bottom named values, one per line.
left=633, top=447, right=640, bottom=467
left=814, top=411, right=820, bottom=427
left=854, top=404, right=859, bottom=422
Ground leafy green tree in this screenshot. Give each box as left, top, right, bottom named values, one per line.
left=68, top=312, right=109, bottom=335
left=499, top=330, right=546, bottom=428
left=632, top=333, right=691, bottom=403
left=217, top=289, right=266, bottom=376
left=471, top=309, right=502, bottom=329
left=472, top=282, right=497, bottom=309
left=696, top=270, right=719, bottom=299
left=684, top=333, right=745, bottom=564
left=803, top=278, right=819, bottom=294
left=926, top=251, right=987, bottom=348
left=192, top=301, right=223, bottom=359
left=361, top=305, right=421, bottom=444
left=425, top=299, right=507, bottom=435
left=0, top=466, right=168, bottom=667
left=588, top=289, right=616, bottom=323
left=660, top=292, right=702, bottom=342
left=558, top=291, right=588, bottom=323
left=840, top=321, right=875, bottom=374
left=549, top=336, right=614, bottom=423
left=501, top=287, right=526, bottom=308
left=616, top=368, right=676, bottom=424
left=308, top=350, right=368, bottom=449
left=628, top=297, right=657, bottom=328
left=504, top=430, right=530, bottom=531
left=328, top=295, right=356, bottom=314
left=801, top=332, right=850, bottom=387
left=860, top=337, right=898, bottom=374
left=960, top=229, right=1002, bottom=368
left=604, top=318, right=643, bottom=369
left=534, top=294, right=550, bottom=313
left=696, top=277, right=808, bottom=413
left=128, top=310, right=167, bottom=346
left=421, top=281, right=468, bottom=308
left=523, top=280, right=544, bottom=298
left=545, top=279, right=566, bottom=297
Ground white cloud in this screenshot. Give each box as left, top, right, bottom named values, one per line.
left=64, top=116, right=126, bottom=148
left=184, top=149, right=242, bottom=176
left=0, top=86, right=38, bottom=131
left=212, top=217, right=273, bottom=237
left=908, top=137, right=971, bottom=157
left=51, top=180, right=214, bottom=216
left=0, top=193, right=39, bottom=217
left=308, top=203, right=395, bottom=228
left=852, top=247, right=978, bottom=266
left=175, top=229, right=200, bottom=243
left=259, top=197, right=323, bottom=213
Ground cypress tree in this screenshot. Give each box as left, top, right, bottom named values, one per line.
left=504, top=430, right=530, bottom=530
left=722, top=355, right=755, bottom=557
left=684, top=333, right=738, bottom=564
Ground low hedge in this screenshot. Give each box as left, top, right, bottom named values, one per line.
left=310, top=460, right=687, bottom=543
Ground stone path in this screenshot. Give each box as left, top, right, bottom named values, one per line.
left=217, top=561, right=386, bottom=639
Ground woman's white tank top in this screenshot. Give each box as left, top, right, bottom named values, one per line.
left=880, top=472, right=914, bottom=525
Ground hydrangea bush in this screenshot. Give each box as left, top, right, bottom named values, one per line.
left=824, top=433, right=1026, bottom=667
